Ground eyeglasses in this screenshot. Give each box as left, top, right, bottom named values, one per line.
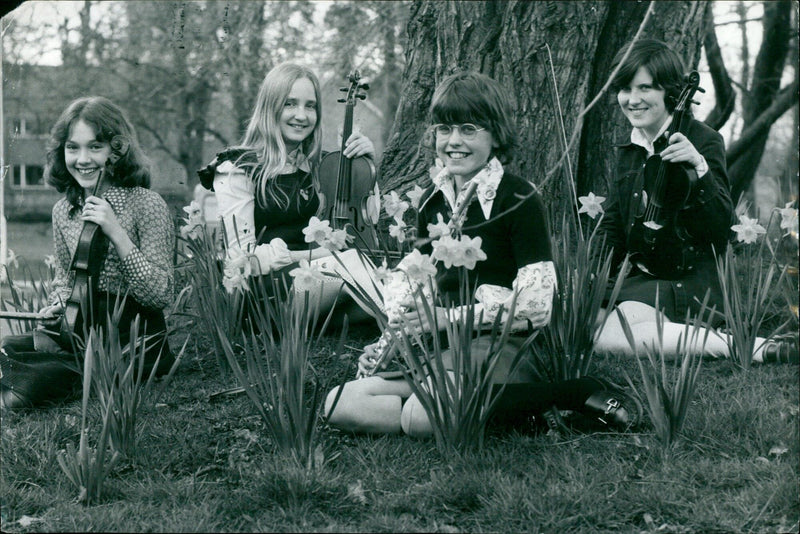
left=431, top=123, right=486, bottom=139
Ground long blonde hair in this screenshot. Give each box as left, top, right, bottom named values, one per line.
left=238, top=63, right=323, bottom=209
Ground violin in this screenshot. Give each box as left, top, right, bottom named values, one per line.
left=318, top=70, right=379, bottom=250
left=627, top=71, right=704, bottom=280
left=58, top=135, right=130, bottom=347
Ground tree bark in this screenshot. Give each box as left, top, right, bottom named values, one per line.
left=381, top=1, right=707, bottom=214
left=703, top=4, right=736, bottom=131
left=728, top=0, right=792, bottom=202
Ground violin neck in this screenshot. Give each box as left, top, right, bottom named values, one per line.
left=336, top=101, right=355, bottom=200
left=672, top=104, right=689, bottom=135
left=90, top=165, right=107, bottom=197
left=340, top=101, right=354, bottom=153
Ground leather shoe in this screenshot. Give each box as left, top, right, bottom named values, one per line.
left=580, top=386, right=640, bottom=431
left=761, top=336, right=799, bottom=365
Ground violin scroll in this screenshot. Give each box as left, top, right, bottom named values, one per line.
left=109, top=135, right=130, bottom=163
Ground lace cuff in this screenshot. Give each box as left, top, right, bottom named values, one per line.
left=473, top=260, right=556, bottom=330
left=251, top=238, right=294, bottom=275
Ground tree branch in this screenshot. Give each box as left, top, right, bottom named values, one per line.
left=726, top=79, right=799, bottom=164
left=203, top=126, right=230, bottom=147
left=133, top=115, right=180, bottom=162
left=703, top=5, right=736, bottom=130
left=714, top=16, right=762, bottom=27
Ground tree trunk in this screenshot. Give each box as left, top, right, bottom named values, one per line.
left=224, top=1, right=269, bottom=140
left=703, top=4, right=736, bottom=131
left=728, top=0, right=792, bottom=202
left=381, top=0, right=707, bottom=215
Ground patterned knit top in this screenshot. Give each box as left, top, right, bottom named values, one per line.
left=49, top=186, right=174, bottom=310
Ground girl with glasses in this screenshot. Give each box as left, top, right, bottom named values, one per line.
left=325, top=71, right=639, bottom=437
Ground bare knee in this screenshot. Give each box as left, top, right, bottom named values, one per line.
left=324, top=379, right=404, bottom=434
left=400, top=394, right=433, bottom=439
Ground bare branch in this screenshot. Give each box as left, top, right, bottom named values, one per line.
left=714, top=16, right=762, bottom=27
left=203, top=127, right=230, bottom=147
left=727, top=79, right=799, bottom=164
left=134, top=116, right=180, bottom=162
left=703, top=6, right=736, bottom=130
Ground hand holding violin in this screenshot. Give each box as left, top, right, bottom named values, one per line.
left=660, top=132, right=705, bottom=178
left=341, top=130, right=375, bottom=159
left=81, top=196, right=120, bottom=234
left=81, top=195, right=136, bottom=260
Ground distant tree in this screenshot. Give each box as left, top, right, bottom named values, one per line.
left=322, top=0, right=409, bottom=144
left=704, top=0, right=798, bottom=201
left=380, top=1, right=707, bottom=212
left=40, top=1, right=315, bottom=190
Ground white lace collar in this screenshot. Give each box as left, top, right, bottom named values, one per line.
left=425, top=157, right=504, bottom=219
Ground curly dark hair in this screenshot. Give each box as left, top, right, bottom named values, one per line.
left=46, top=96, right=152, bottom=214
left=610, top=39, right=687, bottom=114
left=425, top=71, right=517, bottom=165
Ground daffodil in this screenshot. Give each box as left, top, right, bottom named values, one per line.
left=397, top=249, right=437, bottom=284
left=389, top=220, right=408, bottom=244
left=302, top=216, right=332, bottom=246
left=431, top=235, right=459, bottom=268
left=427, top=212, right=451, bottom=239
left=289, top=260, right=325, bottom=292
left=453, top=235, right=487, bottom=270
left=322, top=228, right=351, bottom=251
left=406, top=185, right=426, bottom=211
left=731, top=214, right=767, bottom=244
left=383, top=191, right=410, bottom=221
left=365, top=185, right=381, bottom=225
left=373, top=259, right=392, bottom=285
left=778, top=201, right=798, bottom=237
left=577, top=192, right=605, bottom=219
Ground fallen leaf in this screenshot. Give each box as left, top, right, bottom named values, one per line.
left=347, top=479, right=367, bottom=504
left=17, top=515, right=42, bottom=528
left=768, top=444, right=788, bottom=457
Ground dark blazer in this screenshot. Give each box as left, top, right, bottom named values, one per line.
left=597, top=117, right=734, bottom=321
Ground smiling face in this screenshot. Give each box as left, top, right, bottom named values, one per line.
left=280, top=77, right=318, bottom=151
left=64, top=119, right=111, bottom=194
left=435, top=126, right=497, bottom=183
left=617, top=66, right=670, bottom=141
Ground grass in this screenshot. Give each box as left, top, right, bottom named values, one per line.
left=1, top=218, right=798, bottom=532
left=1, top=321, right=798, bottom=532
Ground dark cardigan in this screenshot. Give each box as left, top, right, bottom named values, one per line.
left=417, top=171, right=552, bottom=301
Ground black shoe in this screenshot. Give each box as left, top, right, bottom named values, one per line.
left=761, top=336, right=799, bottom=365
left=579, top=378, right=641, bottom=431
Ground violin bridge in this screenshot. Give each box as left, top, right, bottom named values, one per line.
left=643, top=220, right=663, bottom=231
